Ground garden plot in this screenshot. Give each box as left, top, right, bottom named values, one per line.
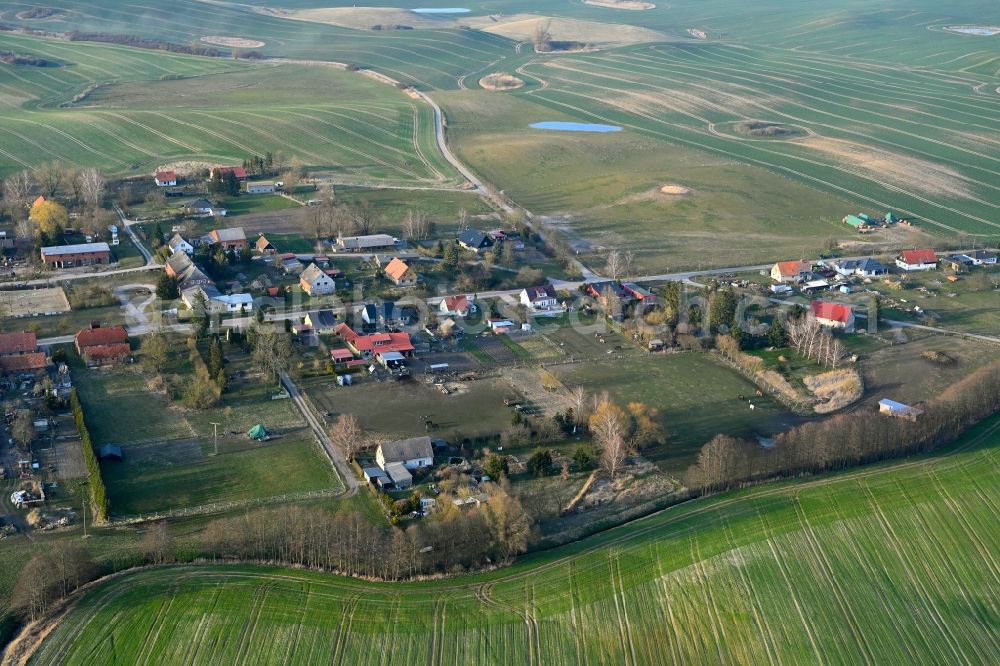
left=0, top=287, right=69, bottom=316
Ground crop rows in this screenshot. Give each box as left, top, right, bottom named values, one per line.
left=0, top=33, right=461, bottom=185
left=31, top=422, right=1000, bottom=664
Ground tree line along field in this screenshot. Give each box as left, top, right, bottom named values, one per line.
left=27, top=416, right=1000, bottom=664
left=0, top=33, right=462, bottom=186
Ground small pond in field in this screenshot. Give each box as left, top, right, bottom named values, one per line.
left=944, top=25, right=1000, bottom=36
left=412, top=8, right=471, bottom=14
left=530, top=121, right=623, bottom=133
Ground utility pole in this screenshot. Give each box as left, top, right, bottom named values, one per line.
left=210, top=422, right=221, bottom=456
left=81, top=495, right=87, bottom=538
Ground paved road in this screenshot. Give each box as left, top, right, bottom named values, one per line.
left=279, top=370, right=358, bottom=495
left=882, top=319, right=1000, bottom=345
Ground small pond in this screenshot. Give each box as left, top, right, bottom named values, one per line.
left=530, top=121, right=623, bottom=133
left=944, top=25, right=1000, bottom=36
left=412, top=8, right=472, bottom=14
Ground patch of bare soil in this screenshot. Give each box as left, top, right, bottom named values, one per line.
left=464, top=14, right=666, bottom=47
left=687, top=28, right=707, bottom=39
left=584, top=0, right=655, bottom=9
left=160, top=160, right=213, bottom=177
left=660, top=184, right=691, bottom=195
left=798, top=135, right=973, bottom=199
left=200, top=36, right=265, bottom=48
left=271, top=7, right=456, bottom=31
left=479, top=72, right=525, bottom=91
left=804, top=368, right=863, bottom=414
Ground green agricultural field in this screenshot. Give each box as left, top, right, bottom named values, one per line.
left=28, top=415, right=1000, bottom=664
left=552, top=351, right=792, bottom=472
left=0, top=33, right=461, bottom=187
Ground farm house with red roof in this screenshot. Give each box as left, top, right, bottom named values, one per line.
left=811, top=300, right=855, bottom=333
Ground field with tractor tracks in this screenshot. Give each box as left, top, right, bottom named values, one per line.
left=25, top=415, right=1000, bottom=664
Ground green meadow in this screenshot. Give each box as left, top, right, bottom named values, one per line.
left=28, top=416, right=1000, bottom=664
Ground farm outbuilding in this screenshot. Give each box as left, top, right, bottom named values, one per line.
left=248, top=424, right=269, bottom=440
left=98, top=444, right=123, bottom=461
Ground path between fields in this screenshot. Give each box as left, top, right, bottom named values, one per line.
left=279, top=369, right=359, bottom=495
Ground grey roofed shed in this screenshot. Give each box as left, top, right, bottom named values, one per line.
left=98, top=444, right=123, bottom=460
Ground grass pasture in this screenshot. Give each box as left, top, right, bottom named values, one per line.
left=552, top=352, right=793, bottom=472
left=71, top=348, right=338, bottom=516
left=28, top=415, right=1000, bottom=665
left=301, top=375, right=516, bottom=440
left=0, top=33, right=461, bottom=186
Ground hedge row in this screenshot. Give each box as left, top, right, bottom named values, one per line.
left=69, top=389, right=109, bottom=522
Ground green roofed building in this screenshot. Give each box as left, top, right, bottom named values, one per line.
left=843, top=215, right=866, bottom=228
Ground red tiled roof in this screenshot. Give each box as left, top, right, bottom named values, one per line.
left=155, top=170, right=176, bottom=182
left=82, top=342, right=131, bottom=360
left=330, top=348, right=354, bottom=361
left=775, top=260, right=810, bottom=277
left=350, top=331, right=414, bottom=354
left=0, top=332, right=36, bottom=355
left=75, top=326, right=128, bottom=349
left=898, top=249, right=937, bottom=265
left=384, top=257, right=412, bottom=281
left=31, top=195, right=45, bottom=209
left=335, top=323, right=359, bottom=343
left=443, top=295, right=469, bottom=312
left=212, top=166, right=247, bottom=179
left=811, top=300, right=853, bottom=323
left=0, top=352, right=46, bottom=373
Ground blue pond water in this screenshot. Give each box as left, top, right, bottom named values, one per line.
left=530, top=121, right=623, bottom=133
left=412, top=8, right=472, bottom=14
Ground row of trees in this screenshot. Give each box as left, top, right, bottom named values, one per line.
left=69, top=389, right=109, bottom=522
left=786, top=316, right=847, bottom=368
left=686, top=359, right=1000, bottom=493
left=198, top=484, right=531, bottom=579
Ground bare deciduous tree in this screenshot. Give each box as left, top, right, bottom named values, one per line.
left=532, top=19, right=553, bottom=52
left=3, top=170, right=33, bottom=217
left=76, top=168, right=105, bottom=209
left=483, top=482, right=532, bottom=562
left=329, top=413, right=367, bottom=461
left=589, top=399, right=630, bottom=479
left=402, top=209, right=430, bottom=241
left=140, top=521, right=175, bottom=564
left=604, top=249, right=624, bottom=281
left=251, top=328, right=292, bottom=381
left=34, top=161, right=66, bottom=198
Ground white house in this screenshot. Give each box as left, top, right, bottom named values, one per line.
left=439, top=294, right=475, bottom=318
left=167, top=234, right=194, bottom=256
left=520, top=285, right=558, bottom=311
left=811, top=300, right=855, bottom=333
left=246, top=182, right=276, bottom=194
left=213, top=293, right=254, bottom=313
left=376, top=436, right=434, bottom=471
left=299, top=263, right=336, bottom=296
left=154, top=170, right=177, bottom=187
left=895, top=249, right=937, bottom=271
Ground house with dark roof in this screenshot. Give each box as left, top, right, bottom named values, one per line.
left=811, top=300, right=855, bottom=332
left=895, top=249, right=937, bottom=271
left=520, top=285, right=558, bottom=311
left=186, top=199, right=227, bottom=217
left=376, top=436, right=434, bottom=471
left=305, top=310, right=338, bottom=334
left=458, top=229, right=493, bottom=253
left=831, top=258, right=887, bottom=278
left=955, top=250, right=998, bottom=267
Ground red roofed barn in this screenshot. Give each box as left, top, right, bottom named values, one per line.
left=0, top=332, right=46, bottom=374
